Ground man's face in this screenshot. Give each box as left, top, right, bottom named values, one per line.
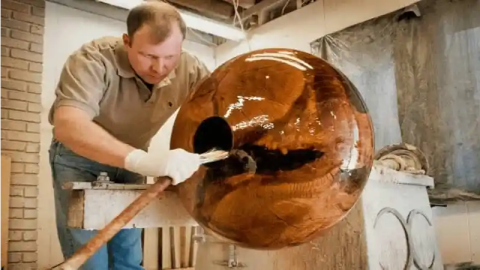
left=123, top=24, right=183, bottom=85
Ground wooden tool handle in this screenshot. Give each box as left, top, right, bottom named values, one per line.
left=51, top=177, right=172, bottom=270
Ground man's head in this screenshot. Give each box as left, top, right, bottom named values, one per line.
left=123, top=1, right=187, bottom=84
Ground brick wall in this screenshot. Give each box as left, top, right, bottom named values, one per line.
left=1, top=0, right=45, bottom=269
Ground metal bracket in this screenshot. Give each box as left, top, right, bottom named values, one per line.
left=92, top=172, right=114, bottom=188
left=212, top=245, right=247, bottom=268
left=193, top=233, right=246, bottom=268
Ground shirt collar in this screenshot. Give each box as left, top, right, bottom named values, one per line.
left=114, top=42, right=176, bottom=87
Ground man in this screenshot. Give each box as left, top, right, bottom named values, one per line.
left=48, top=1, right=210, bottom=269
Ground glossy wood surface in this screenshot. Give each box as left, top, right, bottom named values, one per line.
left=170, top=48, right=374, bottom=249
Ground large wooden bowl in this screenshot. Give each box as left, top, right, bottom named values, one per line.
left=170, top=48, right=374, bottom=250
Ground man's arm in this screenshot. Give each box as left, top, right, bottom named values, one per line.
left=53, top=107, right=135, bottom=168
left=50, top=48, right=135, bottom=168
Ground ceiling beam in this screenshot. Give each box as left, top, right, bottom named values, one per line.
left=238, top=0, right=287, bottom=23
left=45, top=0, right=216, bottom=46
left=221, top=0, right=256, bottom=9
left=167, top=0, right=233, bottom=20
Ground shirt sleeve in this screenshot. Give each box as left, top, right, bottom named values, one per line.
left=48, top=46, right=107, bottom=124
left=188, top=55, right=211, bottom=94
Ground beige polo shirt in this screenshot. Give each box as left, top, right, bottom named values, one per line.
left=48, top=36, right=210, bottom=150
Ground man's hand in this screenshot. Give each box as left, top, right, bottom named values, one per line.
left=124, top=148, right=201, bottom=185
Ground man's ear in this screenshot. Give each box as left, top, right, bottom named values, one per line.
left=122, top=34, right=131, bottom=47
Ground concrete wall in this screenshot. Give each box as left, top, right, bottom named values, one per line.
left=433, top=202, right=480, bottom=265
left=214, top=0, right=480, bottom=266
left=215, top=0, right=419, bottom=64
left=1, top=0, right=45, bottom=268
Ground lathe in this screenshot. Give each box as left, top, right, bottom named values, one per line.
left=53, top=48, right=444, bottom=270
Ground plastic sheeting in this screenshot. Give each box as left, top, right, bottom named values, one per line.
left=311, top=0, right=480, bottom=200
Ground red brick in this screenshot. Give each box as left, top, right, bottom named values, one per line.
left=2, top=67, right=8, bottom=77
left=2, top=0, right=31, bottom=13
left=9, top=208, right=23, bottom=218
left=2, top=9, right=13, bottom=18
left=2, top=99, right=28, bottom=110
left=9, top=197, right=25, bottom=208
left=9, top=69, right=42, bottom=83
left=10, top=186, right=24, bottom=196
left=29, top=43, right=42, bottom=53
left=3, top=0, right=44, bottom=264
left=8, top=240, right=37, bottom=251
left=31, top=6, right=44, bottom=17
left=7, top=263, right=37, bottom=270
left=1, top=56, right=29, bottom=70
left=8, top=110, right=41, bottom=123
left=20, top=0, right=46, bottom=8
left=8, top=231, right=23, bottom=241
left=11, top=174, right=38, bottom=185
left=2, top=79, right=28, bottom=91
left=12, top=12, right=44, bottom=26
left=23, top=209, right=37, bottom=219
left=27, top=83, right=41, bottom=93
left=11, top=162, right=25, bottom=173
left=24, top=197, right=37, bottom=208
left=24, top=187, right=37, bottom=197
left=9, top=197, right=36, bottom=208
left=22, top=252, right=37, bottom=262
left=10, top=29, right=43, bottom=44
left=2, top=119, right=27, bottom=131
left=30, top=24, right=43, bottom=35
left=28, top=62, right=42, bottom=72
left=2, top=19, right=30, bottom=32
left=11, top=48, right=43, bottom=63
left=8, top=252, right=22, bottom=263
left=27, top=102, right=41, bottom=112
left=1, top=140, right=26, bottom=151
left=26, top=122, right=39, bottom=133
left=9, top=91, right=40, bottom=103
left=23, top=231, right=38, bottom=241
left=25, top=142, right=39, bottom=152
left=24, top=163, right=38, bottom=173
left=2, top=37, right=29, bottom=50
left=6, top=130, right=40, bottom=142
left=2, top=27, right=10, bottom=37
left=2, top=47, right=9, bottom=56
left=1, top=109, right=9, bottom=118
left=1, top=99, right=28, bottom=111
left=2, top=151, right=39, bottom=163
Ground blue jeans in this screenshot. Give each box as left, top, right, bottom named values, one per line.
left=49, top=139, right=145, bottom=270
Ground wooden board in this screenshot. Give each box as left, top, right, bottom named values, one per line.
left=159, top=226, right=199, bottom=269
left=1, top=155, right=12, bottom=267
left=65, top=166, right=434, bottom=230
left=66, top=183, right=197, bottom=229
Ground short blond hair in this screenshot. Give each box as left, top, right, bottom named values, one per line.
left=126, top=1, right=187, bottom=43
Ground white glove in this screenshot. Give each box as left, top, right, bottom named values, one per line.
left=124, top=148, right=201, bottom=185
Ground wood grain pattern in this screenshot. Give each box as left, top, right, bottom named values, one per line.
left=195, top=201, right=368, bottom=270
left=170, top=48, right=375, bottom=249
left=51, top=177, right=172, bottom=270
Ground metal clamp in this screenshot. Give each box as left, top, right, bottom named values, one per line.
left=212, top=245, right=246, bottom=268
left=193, top=232, right=246, bottom=268
left=92, top=172, right=114, bottom=188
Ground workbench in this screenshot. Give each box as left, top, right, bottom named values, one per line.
left=66, top=165, right=444, bottom=270
left=65, top=182, right=196, bottom=230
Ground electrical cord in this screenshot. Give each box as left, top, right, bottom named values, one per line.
left=231, top=0, right=252, bottom=51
